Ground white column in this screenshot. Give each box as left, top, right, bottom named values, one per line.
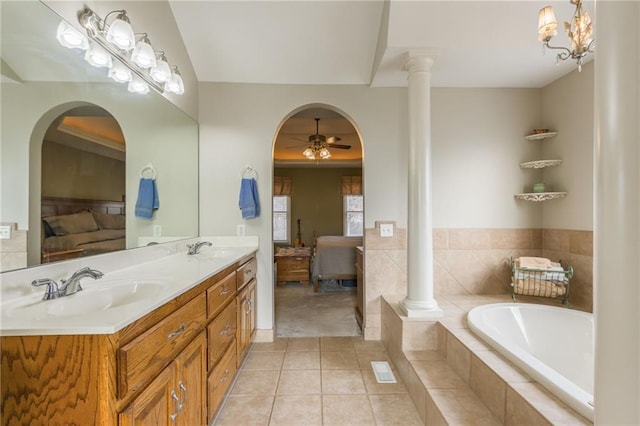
left=594, top=2, right=640, bottom=424
left=401, top=51, right=442, bottom=318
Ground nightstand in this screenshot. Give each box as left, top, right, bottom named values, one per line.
left=275, top=247, right=311, bottom=286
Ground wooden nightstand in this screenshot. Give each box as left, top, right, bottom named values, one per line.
left=275, top=248, right=311, bottom=286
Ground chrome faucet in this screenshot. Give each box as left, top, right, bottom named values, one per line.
left=187, top=241, right=212, bottom=255
left=31, top=267, right=104, bottom=300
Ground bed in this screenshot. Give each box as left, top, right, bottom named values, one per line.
left=311, top=236, right=363, bottom=292
left=41, top=196, right=126, bottom=263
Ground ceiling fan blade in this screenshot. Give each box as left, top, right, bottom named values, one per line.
left=330, top=144, right=351, bottom=150
left=288, top=137, right=310, bottom=143
left=326, top=136, right=342, bottom=144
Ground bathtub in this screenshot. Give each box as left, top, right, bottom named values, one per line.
left=467, top=303, right=594, bottom=421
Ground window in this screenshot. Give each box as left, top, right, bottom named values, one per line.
left=273, top=195, right=290, bottom=243
left=344, top=195, right=363, bottom=237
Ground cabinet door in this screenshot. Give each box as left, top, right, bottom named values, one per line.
left=175, top=332, right=206, bottom=426
left=119, top=363, right=177, bottom=426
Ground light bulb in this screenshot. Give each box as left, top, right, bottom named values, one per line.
left=56, top=21, right=88, bottom=50
left=108, top=61, right=132, bottom=83
left=105, top=11, right=135, bottom=51
left=150, top=54, right=171, bottom=83
left=131, top=35, right=156, bottom=68
left=320, top=148, right=331, bottom=159
left=128, top=76, right=149, bottom=94
left=84, top=42, right=112, bottom=68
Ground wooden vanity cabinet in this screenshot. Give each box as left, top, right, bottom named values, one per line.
left=1, top=253, right=258, bottom=426
left=119, top=331, right=206, bottom=426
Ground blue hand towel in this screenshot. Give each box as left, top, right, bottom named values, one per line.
left=239, top=178, right=260, bottom=219
left=135, top=178, right=159, bottom=219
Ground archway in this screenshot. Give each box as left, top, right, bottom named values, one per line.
left=271, top=104, right=365, bottom=337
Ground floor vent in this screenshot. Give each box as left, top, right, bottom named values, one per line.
left=371, top=361, right=397, bottom=384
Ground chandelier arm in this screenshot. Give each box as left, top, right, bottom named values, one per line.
left=543, top=41, right=573, bottom=60
left=586, top=39, right=595, bottom=53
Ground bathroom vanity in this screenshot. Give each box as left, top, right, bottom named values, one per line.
left=0, top=241, right=257, bottom=425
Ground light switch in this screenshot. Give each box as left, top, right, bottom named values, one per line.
left=237, top=224, right=246, bottom=237
left=380, top=223, right=394, bottom=237
left=153, top=225, right=162, bottom=237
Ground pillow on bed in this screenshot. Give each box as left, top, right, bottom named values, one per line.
left=93, top=212, right=126, bottom=230
left=43, top=210, right=99, bottom=236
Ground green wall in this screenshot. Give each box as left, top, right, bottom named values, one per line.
left=274, top=167, right=362, bottom=246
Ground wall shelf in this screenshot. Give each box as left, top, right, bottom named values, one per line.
left=524, top=131, right=558, bottom=141
left=514, top=192, right=568, bottom=202
left=519, top=159, right=563, bottom=169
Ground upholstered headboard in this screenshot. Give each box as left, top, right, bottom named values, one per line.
left=41, top=196, right=125, bottom=217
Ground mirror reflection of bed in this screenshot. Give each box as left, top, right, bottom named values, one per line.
left=40, top=106, right=126, bottom=264
left=272, top=106, right=364, bottom=337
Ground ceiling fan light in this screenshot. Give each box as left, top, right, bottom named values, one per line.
left=150, top=54, right=171, bottom=83
left=303, top=148, right=315, bottom=160
left=131, top=35, right=156, bottom=68
left=105, top=11, right=135, bottom=51
left=56, top=21, right=88, bottom=50
left=319, top=147, right=331, bottom=159
left=128, top=75, right=149, bottom=94
left=84, top=42, right=113, bottom=68
left=108, top=61, right=132, bottom=83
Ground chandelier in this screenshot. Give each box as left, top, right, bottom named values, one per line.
left=55, top=8, right=184, bottom=95
left=537, top=0, right=594, bottom=71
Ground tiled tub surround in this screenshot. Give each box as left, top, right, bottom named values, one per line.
left=380, top=295, right=592, bottom=425
left=0, top=223, right=27, bottom=272
left=363, top=225, right=593, bottom=339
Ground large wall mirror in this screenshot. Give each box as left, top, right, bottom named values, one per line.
left=0, top=1, right=199, bottom=272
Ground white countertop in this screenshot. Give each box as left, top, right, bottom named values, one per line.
left=0, top=237, right=258, bottom=336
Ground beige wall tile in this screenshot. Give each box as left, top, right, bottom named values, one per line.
left=473, top=350, right=531, bottom=384
left=365, top=226, right=406, bottom=250
left=433, top=228, right=449, bottom=250
left=490, top=229, right=534, bottom=249
left=425, top=391, right=447, bottom=425
left=364, top=326, right=381, bottom=340
left=505, top=386, right=551, bottom=426
left=509, top=382, right=591, bottom=425
left=0, top=229, right=27, bottom=252
left=429, top=388, right=501, bottom=425
left=446, top=333, right=471, bottom=383
left=412, top=359, right=467, bottom=389
left=0, top=253, right=27, bottom=271
left=531, top=229, right=543, bottom=249
left=449, top=229, right=491, bottom=250
left=543, top=229, right=571, bottom=252
left=470, top=354, right=507, bottom=423
left=402, top=320, right=439, bottom=351
left=569, top=230, right=593, bottom=256
left=402, top=364, right=427, bottom=422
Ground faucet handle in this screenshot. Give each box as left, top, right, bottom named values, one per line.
left=31, top=278, right=61, bottom=300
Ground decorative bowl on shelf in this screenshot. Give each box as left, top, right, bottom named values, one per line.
left=531, top=129, right=550, bottom=134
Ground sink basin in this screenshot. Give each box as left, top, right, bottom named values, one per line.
left=4, top=280, right=168, bottom=320
left=192, top=248, right=246, bottom=261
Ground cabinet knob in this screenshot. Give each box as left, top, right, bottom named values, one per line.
left=220, top=325, right=231, bottom=336
left=220, top=287, right=231, bottom=296
left=167, top=323, right=186, bottom=340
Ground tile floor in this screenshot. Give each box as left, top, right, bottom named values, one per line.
left=213, top=336, right=423, bottom=425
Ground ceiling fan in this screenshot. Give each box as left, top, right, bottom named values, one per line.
left=299, top=118, right=351, bottom=160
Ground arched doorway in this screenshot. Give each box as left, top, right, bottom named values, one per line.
left=33, top=104, right=125, bottom=264
left=272, top=105, right=365, bottom=337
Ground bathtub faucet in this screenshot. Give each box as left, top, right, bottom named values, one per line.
left=187, top=241, right=212, bottom=255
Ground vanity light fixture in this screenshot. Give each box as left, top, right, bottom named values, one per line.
left=150, top=52, right=172, bottom=83
left=537, top=0, right=594, bottom=71
left=56, top=21, right=88, bottom=50
left=131, top=34, right=156, bottom=69
left=55, top=7, right=184, bottom=95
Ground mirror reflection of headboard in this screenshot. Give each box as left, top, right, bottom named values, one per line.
left=41, top=197, right=125, bottom=217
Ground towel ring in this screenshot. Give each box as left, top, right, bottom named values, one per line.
left=241, top=165, right=258, bottom=179
left=140, top=163, right=157, bottom=179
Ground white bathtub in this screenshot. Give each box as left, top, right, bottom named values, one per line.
left=467, top=303, right=594, bottom=421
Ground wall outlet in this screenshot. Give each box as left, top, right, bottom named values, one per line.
left=152, top=225, right=162, bottom=237
left=380, top=223, right=394, bottom=238
left=0, top=225, right=11, bottom=240
left=237, top=224, right=246, bottom=237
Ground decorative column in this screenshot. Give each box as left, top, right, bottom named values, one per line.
left=594, top=2, right=640, bottom=424
left=402, top=51, right=442, bottom=318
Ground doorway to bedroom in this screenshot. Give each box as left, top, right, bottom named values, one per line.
left=272, top=105, right=364, bottom=337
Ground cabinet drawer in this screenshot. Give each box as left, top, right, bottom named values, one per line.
left=207, top=272, right=236, bottom=319
left=277, top=258, right=308, bottom=273
left=207, top=300, right=237, bottom=369
left=236, top=257, right=257, bottom=290
left=118, top=293, right=206, bottom=398
left=208, top=342, right=237, bottom=423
